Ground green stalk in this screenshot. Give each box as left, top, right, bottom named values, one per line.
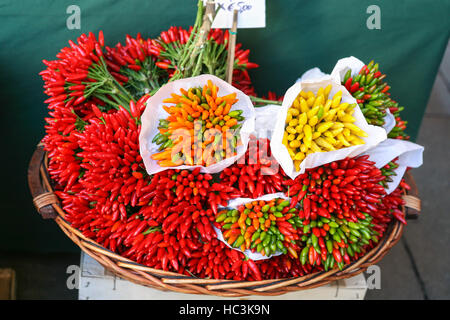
left=249, top=96, right=283, bottom=106
left=93, top=93, right=121, bottom=109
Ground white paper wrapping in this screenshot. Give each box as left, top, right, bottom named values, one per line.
left=364, top=139, right=424, bottom=194
left=330, top=56, right=365, bottom=84
left=254, top=104, right=282, bottom=139
left=139, top=74, right=256, bottom=175
left=214, top=193, right=289, bottom=261
left=383, top=109, right=396, bottom=134
left=296, top=67, right=328, bottom=83
left=270, top=76, right=387, bottom=179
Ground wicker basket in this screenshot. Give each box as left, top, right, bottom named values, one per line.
left=27, top=142, right=421, bottom=297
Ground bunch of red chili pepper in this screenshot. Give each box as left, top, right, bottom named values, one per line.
left=103, top=33, right=167, bottom=98
left=285, top=155, right=387, bottom=220
left=137, top=167, right=242, bottom=223
left=220, top=136, right=288, bottom=198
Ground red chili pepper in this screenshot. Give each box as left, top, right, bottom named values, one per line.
left=344, top=77, right=353, bottom=90
left=303, top=198, right=311, bottom=220
left=333, top=248, right=342, bottom=263
left=400, top=180, right=411, bottom=190
left=155, top=61, right=170, bottom=69
left=245, top=259, right=261, bottom=281
left=350, top=82, right=360, bottom=93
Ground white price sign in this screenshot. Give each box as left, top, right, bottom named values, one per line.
left=204, top=0, right=266, bottom=29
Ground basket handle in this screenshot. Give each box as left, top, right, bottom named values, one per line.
left=27, top=143, right=58, bottom=219
left=403, top=171, right=421, bottom=220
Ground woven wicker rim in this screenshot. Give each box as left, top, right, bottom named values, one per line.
left=28, top=144, right=419, bottom=297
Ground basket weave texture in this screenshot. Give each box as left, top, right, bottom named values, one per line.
left=27, top=143, right=420, bottom=297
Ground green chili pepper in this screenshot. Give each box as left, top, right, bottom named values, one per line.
left=263, top=234, right=271, bottom=246
left=215, top=214, right=227, bottom=223
left=343, top=69, right=352, bottom=84
left=274, top=212, right=283, bottom=218
left=233, top=235, right=244, bottom=248
left=260, top=231, right=267, bottom=241
left=228, top=110, right=243, bottom=118
left=279, top=200, right=290, bottom=208
left=349, top=229, right=361, bottom=238
left=317, top=106, right=324, bottom=119
left=251, top=231, right=260, bottom=242
left=256, top=243, right=263, bottom=253
left=300, top=247, right=309, bottom=265
left=326, top=240, right=333, bottom=253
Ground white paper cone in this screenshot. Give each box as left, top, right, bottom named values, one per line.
left=270, top=76, right=387, bottom=179
left=364, top=139, right=424, bottom=193
left=383, top=109, right=396, bottom=134
left=254, top=104, right=282, bottom=140
left=330, top=56, right=365, bottom=84
left=139, top=74, right=256, bottom=175
left=296, top=67, right=328, bottom=83
left=215, top=193, right=289, bottom=261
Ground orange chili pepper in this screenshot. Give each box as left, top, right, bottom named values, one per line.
left=227, top=234, right=238, bottom=245
left=253, top=219, right=259, bottom=230
left=223, top=103, right=232, bottom=115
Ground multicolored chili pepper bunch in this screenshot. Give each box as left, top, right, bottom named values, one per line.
left=342, top=61, right=391, bottom=126
left=220, top=136, right=288, bottom=198
left=283, top=86, right=368, bottom=171
left=342, top=60, right=409, bottom=139
left=215, top=198, right=302, bottom=257
left=298, top=212, right=380, bottom=270
left=151, top=80, right=244, bottom=167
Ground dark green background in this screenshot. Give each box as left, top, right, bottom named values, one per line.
left=1, top=0, right=449, bottom=253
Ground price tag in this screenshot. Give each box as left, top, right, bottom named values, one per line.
left=204, top=0, right=266, bottom=29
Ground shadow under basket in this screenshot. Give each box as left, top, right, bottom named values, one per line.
left=27, top=143, right=421, bottom=297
